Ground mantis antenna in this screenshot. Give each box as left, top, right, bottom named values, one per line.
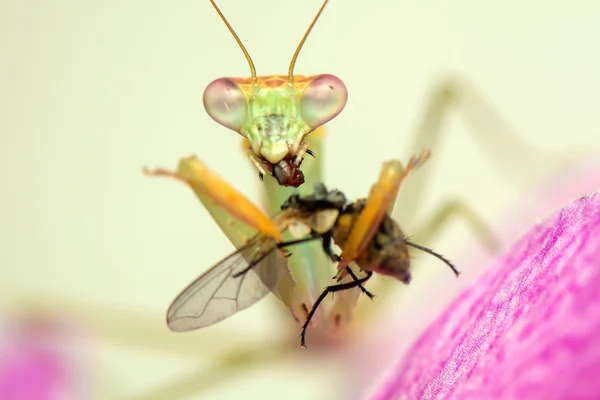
left=288, top=0, right=330, bottom=81
left=209, top=0, right=258, bottom=84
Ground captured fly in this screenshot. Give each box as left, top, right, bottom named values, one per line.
left=164, top=150, right=459, bottom=347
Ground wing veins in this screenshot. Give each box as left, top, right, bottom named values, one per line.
left=167, top=234, right=281, bottom=330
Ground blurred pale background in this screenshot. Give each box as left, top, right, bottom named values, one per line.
left=1, top=0, right=600, bottom=399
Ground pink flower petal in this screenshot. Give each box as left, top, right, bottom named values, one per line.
left=0, top=349, right=62, bottom=400
left=0, top=316, right=89, bottom=400
left=370, top=189, right=600, bottom=400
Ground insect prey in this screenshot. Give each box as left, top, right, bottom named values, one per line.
left=149, top=150, right=460, bottom=347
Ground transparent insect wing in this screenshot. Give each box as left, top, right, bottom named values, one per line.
left=167, top=235, right=283, bottom=331
left=170, top=156, right=298, bottom=306
left=145, top=156, right=297, bottom=309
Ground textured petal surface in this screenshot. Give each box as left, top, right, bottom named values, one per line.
left=370, top=189, right=600, bottom=400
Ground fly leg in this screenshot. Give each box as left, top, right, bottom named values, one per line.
left=300, top=270, right=373, bottom=348
left=233, top=234, right=322, bottom=278
left=342, top=267, right=375, bottom=299
left=318, top=233, right=373, bottom=297
left=320, top=232, right=341, bottom=263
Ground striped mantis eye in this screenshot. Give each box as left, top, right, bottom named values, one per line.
left=300, top=74, right=348, bottom=129
left=203, top=78, right=248, bottom=132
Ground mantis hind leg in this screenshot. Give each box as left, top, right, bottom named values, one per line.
left=394, top=75, right=568, bottom=230
left=411, top=199, right=502, bottom=254
left=16, top=297, right=294, bottom=400
left=121, top=343, right=291, bottom=400
left=352, top=76, right=562, bottom=323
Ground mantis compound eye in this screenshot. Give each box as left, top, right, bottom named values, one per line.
left=203, top=78, right=248, bottom=132
left=300, top=74, right=348, bottom=130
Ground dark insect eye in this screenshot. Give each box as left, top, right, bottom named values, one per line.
left=300, top=74, right=348, bottom=129
left=203, top=78, right=248, bottom=131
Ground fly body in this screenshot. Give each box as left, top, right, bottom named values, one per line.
left=332, top=200, right=413, bottom=284
left=146, top=151, right=459, bottom=347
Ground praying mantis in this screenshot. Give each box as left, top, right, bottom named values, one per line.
left=146, top=0, right=488, bottom=349
left=10, top=1, right=583, bottom=399
left=135, top=1, right=574, bottom=398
